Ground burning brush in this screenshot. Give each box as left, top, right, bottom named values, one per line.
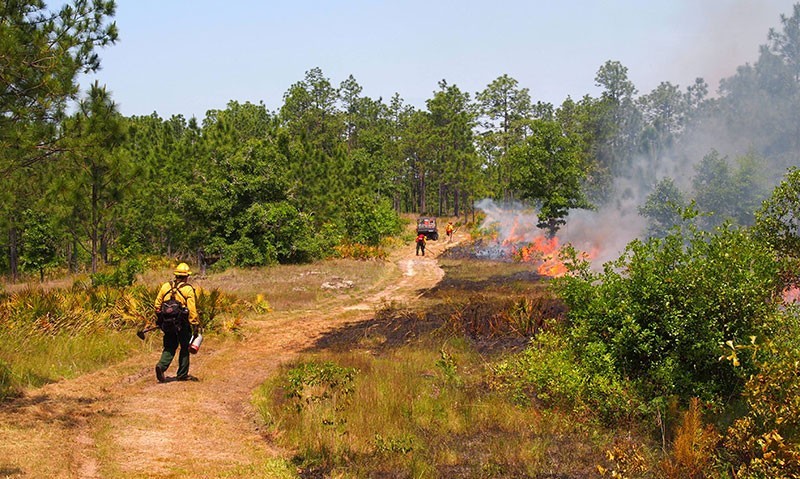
left=471, top=206, right=600, bottom=277
left=508, top=236, right=569, bottom=276
left=443, top=235, right=584, bottom=277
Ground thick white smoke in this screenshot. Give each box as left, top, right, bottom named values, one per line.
left=476, top=189, right=647, bottom=268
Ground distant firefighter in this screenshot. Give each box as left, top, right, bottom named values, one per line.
left=415, top=233, right=427, bottom=256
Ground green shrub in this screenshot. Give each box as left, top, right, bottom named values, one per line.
left=341, top=195, right=402, bottom=246
left=492, top=330, right=641, bottom=425
left=555, top=217, right=782, bottom=403
left=222, top=237, right=272, bottom=268
left=719, top=326, right=800, bottom=478
left=754, top=166, right=800, bottom=262
left=90, top=258, right=146, bottom=288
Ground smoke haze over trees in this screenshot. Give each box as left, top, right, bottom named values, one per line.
left=4, top=1, right=800, bottom=276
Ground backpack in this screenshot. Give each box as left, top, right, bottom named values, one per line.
left=157, top=281, right=190, bottom=333
left=417, top=234, right=425, bottom=244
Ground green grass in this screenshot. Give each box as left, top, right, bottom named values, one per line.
left=214, top=460, right=298, bottom=479
left=0, top=329, right=140, bottom=397
left=249, top=256, right=653, bottom=477
left=253, top=336, right=613, bottom=478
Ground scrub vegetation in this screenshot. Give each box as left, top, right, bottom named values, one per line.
left=254, top=223, right=800, bottom=477
left=0, top=272, right=239, bottom=399
left=5, top=1, right=800, bottom=477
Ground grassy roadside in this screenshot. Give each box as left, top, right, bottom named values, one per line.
left=253, top=248, right=800, bottom=478
left=190, top=257, right=397, bottom=313
left=0, top=283, right=158, bottom=399
left=251, top=258, right=626, bottom=478
left=0, top=257, right=394, bottom=401
left=253, top=341, right=613, bottom=478
left=0, top=330, right=142, bottom=397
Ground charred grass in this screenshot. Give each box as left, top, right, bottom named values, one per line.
left=253, top=257, right=629, bottom=478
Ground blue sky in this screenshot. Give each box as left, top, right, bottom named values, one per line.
left=80, top=1, right=798, bottom=119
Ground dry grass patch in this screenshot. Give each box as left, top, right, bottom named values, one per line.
left=253, top=337, right=614, bottom=478
left=191, top=259, right=394, bottom=312
left=249, top=256, right=646, bottom=477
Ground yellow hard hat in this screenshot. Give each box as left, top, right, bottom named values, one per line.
left=174, top=263, right=192, bottom=276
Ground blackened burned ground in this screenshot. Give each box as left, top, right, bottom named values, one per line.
left=308, top=302, right=446, bottom=353
left=308, top=256, right=566, bottom=356
left=441, top=237, right=526, bottom=262
left=426, top=266, right=542, bottom=294
left=303, top=255, right=595, bottom=479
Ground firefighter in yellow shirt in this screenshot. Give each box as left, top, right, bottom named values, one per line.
left=153, top=263, right=200, bottom=382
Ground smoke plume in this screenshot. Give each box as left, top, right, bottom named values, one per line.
left=476, top=192, right=646, bottom=268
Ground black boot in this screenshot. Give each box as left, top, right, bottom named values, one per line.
left=155, top=365, right=165, bottom=383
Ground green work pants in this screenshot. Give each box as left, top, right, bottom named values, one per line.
left=157, top=324, right=192, bottom=378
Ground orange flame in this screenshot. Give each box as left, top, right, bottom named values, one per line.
left=783, top=286, right=800, bottom=303
left=506, top=234, right=596, bottom=277
left=486, top=214, right=600, bottom=277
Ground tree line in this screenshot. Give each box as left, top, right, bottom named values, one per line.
left=4, top=1, right=800, bottom=280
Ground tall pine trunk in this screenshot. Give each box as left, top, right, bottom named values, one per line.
left=9, top=226, right=18, bottom=282
left=91, top=174, right=99, bottom=274
left=91, top=231, right=98, bottom=274
left=100, top=230, right=108, bottom=265
left=438, top=184, right=444, bottom=217
left=69, top=239, right=79, bottom=273
left=416, top=153, right=426, bottom=214
left=463, top=191, right=470, bottom=224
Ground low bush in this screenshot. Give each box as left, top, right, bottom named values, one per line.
left=340, top=195, right=402, bottom=246
left=717, top=331, right=800, bottom=478
left=491, top=329, right=643, bottom=426
left=90, top=258, right=146, bottom=288
left=554, top=218, right=782, bottom=404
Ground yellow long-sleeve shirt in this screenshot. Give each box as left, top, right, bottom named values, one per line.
left=154, top=279, right=200, bottom=326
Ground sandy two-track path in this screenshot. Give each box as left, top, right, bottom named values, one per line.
left=0, top=232, right=461, bottom=478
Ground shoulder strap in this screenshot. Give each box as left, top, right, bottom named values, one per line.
left=178, top=282, right=195, bottom=300
left=160, top=282, right=172, bottom=303
left=175, top=280, right=194, bottom=302
left=163, top=280, right=189, bottom=302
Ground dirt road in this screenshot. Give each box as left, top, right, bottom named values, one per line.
left=0, top=232, right=460, bottom=478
